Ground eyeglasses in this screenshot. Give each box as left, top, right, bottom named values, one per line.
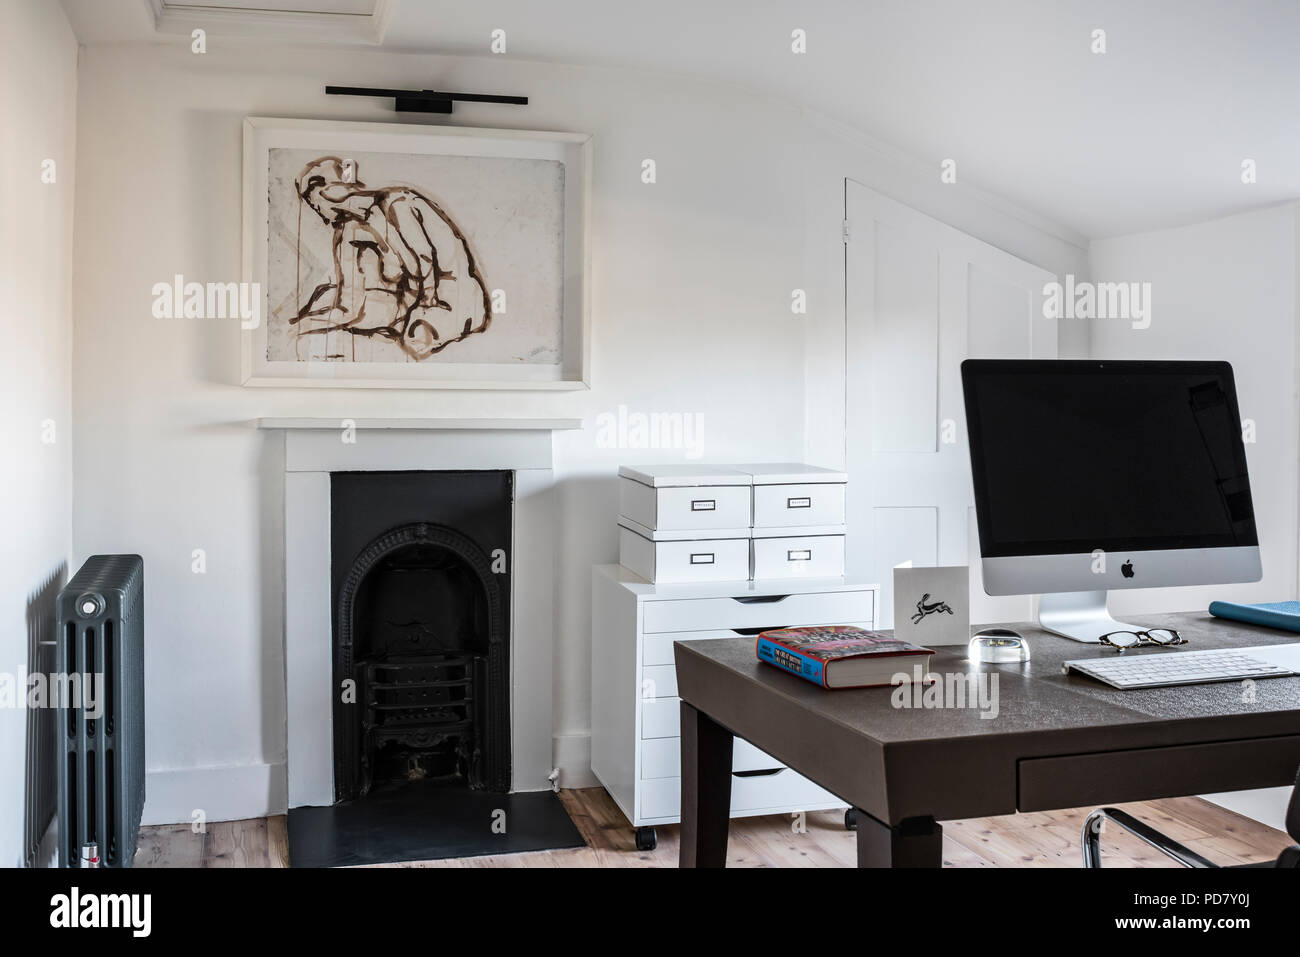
left=1098, top=629, right=1187, bottom=654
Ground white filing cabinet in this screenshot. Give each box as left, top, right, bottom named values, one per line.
left=590, top=563, right=879, bottom=849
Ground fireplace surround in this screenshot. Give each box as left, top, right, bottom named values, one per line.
left=267, top=418, right=577, bottom=812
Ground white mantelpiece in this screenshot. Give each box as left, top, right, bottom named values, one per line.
left=265, top=419, right=578, bottom=808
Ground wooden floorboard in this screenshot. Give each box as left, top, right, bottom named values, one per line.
left=133, top=823, right=204, bottom=868
left=204, top=818, right=270, bottom=868
left=135, top=787, right=1293, bottom=868
left=267, top=815, right=290, bottom=868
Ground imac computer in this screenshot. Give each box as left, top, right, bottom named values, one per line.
left=961, top=359, right=1262, bottom=643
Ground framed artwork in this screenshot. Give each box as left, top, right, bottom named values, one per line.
left=241, top=117, right=591, bottom=389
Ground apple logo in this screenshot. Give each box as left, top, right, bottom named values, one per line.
left=1121, top=560, right=1135, bottom=579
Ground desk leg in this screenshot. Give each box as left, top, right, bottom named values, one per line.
left=679, top=702, right=733, bottom=868
left=856, top=810, right=943, bottom=868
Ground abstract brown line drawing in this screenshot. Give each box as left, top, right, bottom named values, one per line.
left=292, top=156, right=492, bottom=360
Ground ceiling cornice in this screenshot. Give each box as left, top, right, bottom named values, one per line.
left=141, top=0, right=396, bottom=45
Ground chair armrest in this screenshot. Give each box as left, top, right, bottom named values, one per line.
left=1082, top=807, right=1218, bottom=868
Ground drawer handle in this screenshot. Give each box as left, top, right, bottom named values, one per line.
left=690, top=499, right=716, bottom=511
left=732, top=768, right=785, bottom=778
left=732, top=626, right=788, bottom=636
left=732, top=594, right=789, bottom=604
left=787, top=549, right=812, bottom=561
left=689, top=552, right=715, bottom=565
left=787, top=496, right=812, bottom=509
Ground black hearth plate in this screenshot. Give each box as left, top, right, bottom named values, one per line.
left=285, top=783, right=586, bottom=868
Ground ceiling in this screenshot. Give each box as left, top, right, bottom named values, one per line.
left=59, top=0, right=1300, bottom=239
left=161, top=1, right=375, bottom=11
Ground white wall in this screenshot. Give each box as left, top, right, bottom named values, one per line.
left=1090, top=203, right=1299, bottom=616
left=71, top=44, right=810, bottom=820
left=0, top=0, right=78, bottom=865
left=799, top=112, right=1091, bottom=470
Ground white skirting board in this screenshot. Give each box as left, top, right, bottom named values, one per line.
left=141, top=735, right=602, bottom=824
left=143, top=762, right=287, bottom=826
left=553, top=731, right=600, bottom=790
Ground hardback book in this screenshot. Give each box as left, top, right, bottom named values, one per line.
left=755, top=625, right=935, bottom=689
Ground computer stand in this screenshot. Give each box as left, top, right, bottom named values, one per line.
left=1037, top=590, right=1145, bottom=644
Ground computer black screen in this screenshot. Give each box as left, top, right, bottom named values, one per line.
left=962, top=360, right=1258, bottom=557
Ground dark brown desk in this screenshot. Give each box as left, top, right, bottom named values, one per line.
left=674, top=612, right=1300, bottom=867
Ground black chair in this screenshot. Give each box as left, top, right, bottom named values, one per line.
left=1082, top=766, right=1300, bottom=868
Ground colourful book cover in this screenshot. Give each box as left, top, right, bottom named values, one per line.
left=754, top=625, right=934, bottom=689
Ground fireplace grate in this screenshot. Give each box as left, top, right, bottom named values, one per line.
left=332, top=515, right=511, bottom=800
left=360, top=654, right=482, bottom=792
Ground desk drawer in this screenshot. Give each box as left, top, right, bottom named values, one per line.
left=620, top=478, right=752, bottom=532
left=639, top=769, right=840, bottom=820
left=643, top=589, right=873, bottom=634
left=642, top=736, right=784, bottom=779
left=753, top=482, right=845, bottom=528
left=1019, top=734, right=1300, bottom=812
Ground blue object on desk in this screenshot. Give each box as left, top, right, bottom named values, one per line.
left=1208, top=600, right=1300, bottom=633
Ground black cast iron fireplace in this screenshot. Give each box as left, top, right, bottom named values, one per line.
left=288, top=469, right=583, bottom=867
left=331, top=471, right=512, bottom=801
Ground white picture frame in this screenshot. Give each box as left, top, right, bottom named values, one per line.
left=241, top=116, right=592, bottom=390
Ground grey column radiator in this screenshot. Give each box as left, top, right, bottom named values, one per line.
left=56, top=555, right=145, bottom=868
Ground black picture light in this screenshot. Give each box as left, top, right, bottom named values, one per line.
left=325, top=85, right=528, bottom=115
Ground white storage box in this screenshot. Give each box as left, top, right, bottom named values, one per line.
left=618, top=518, right=750, bottom=584
left=618, top=464, right=752, bottom=532
left=751, top=526, right=847, bottom=579
left=738, top=463, right=848, bottom=529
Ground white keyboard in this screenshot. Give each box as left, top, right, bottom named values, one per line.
left=1063, top=648, right=1296, bottom=689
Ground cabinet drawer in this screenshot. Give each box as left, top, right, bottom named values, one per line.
left=641, top=736, right=785, bottom=780
left=619, top=527, right=750, bottom=584
left=641, top=664, right=678, bottom=699
left=639, top=768, right=841, bottom=820
left=643, top=630, right=738, bottom=665
left=643, top=589, right=873, bottom=634
left=643, top=623, right=875, bottom=665
left=640, top=696, right=681, bottom=739
left=620, top=478, right=751, bottom=532
left=752, top=482, right=845, bottom=528
left=752, top=534, right=845, bottom=580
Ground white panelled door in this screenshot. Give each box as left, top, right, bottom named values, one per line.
left=844, top=180, right=1058, bottom=628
